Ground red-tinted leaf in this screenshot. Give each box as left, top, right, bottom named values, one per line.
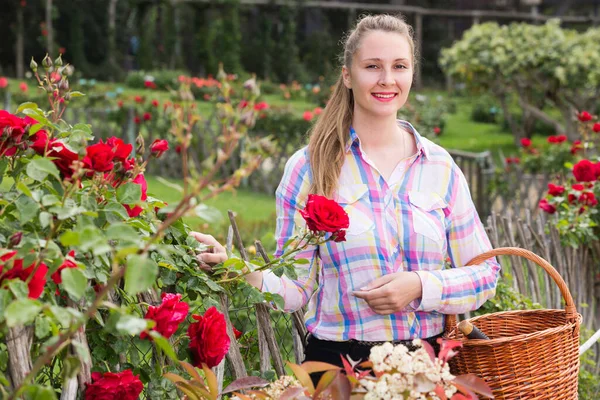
left=301, top=361, right=341, bottom=374
left=438, top=338, right=463, bottom=363
left=314, top=370, right=339, bottom=398
left=279, top=386, right=306, bottom=400
left=287, top=361, right=315, bottom=394
left=179, top=361, right=204, bottom=384
left=222, top=376, right=270, bottom=394
left=420, top=340, right=437, bottom=362
left=246, top=390, right=271, bottom=399
left=453, top=374, right=494, bottom=398
left=320, top=373, right=351, bottom=400
left=434, top=384, right=449, bottom=400
left=201, top=364, right=218, bottom=399
left=232, top=393, right=253, bottom=400
left=450, top=394, right=472, bottom=400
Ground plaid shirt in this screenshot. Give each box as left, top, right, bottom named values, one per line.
left=262, top=121, right=500, bottom=341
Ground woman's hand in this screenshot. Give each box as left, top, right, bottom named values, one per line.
left=352, top=272, right=422, bottom=315
left=189, top=231, right=227, bottom=271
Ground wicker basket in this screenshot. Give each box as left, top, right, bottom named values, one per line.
left=444, top=247, right=581, bottom=399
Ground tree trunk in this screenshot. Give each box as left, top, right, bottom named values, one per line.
left=15, top=4, right=24, bottom=79
left=46, top=0, right=54, bottom=55
left=107, top=0, right=119, bottom=80
left=6, top=326, right=33, bottom=390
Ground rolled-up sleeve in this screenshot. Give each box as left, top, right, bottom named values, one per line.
left=412, top=164, right=500, bottom=314
left=261, top=148, right=319, bottom=312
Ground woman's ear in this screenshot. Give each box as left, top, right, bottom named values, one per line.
left=342, top=66, right=352, bottom=89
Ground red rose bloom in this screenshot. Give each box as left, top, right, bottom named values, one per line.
left=124, top=174, right=147, bottom=218
left=302, top=111, right=313, bottom=122
left=1, top=252, right=48, bottom=299
left=253, top=101, right=269, bottom=111
left=578, top=111, right=592, bottom=122
left=520, top=138, right=532, bottom=147
left=579, top=192, right=598, bottom=207
left=85, top=370, right=143, bottom=400
left=0, top=110, right=28, bottom=156
left=151, top=100, right=159, bottom=107
left=107, top=137, right=133, bottom=162
left=48, top=141, right=79, bottom=179
left=143, top=112, right=151, bottom=121
left=539, top=199, right=556, bottom=214
left=556, top=134, right=567, bottom=143
left=83, top=141, right=115, bottom=173
left=150, top=139, right=169, bottom=158
left=300, top=194, right=349, bottom=234
left=593, top=123, right=600, bottom=133
left=314, top=107, right=323, bottom=115
left=568, top=193, right=577, bottom=204
left=134, top=95, right=143, bottom=103
left=51, top=251, right=77, bottom=285
left=572, top=183, right=585, bottom=191
left=140, top=293, right=189, bottom=340
left=19, top=82, right=28, bottom=92
left=0, top=77, right=7, bottom=88
left=547, top=183, right=565, bottom=196
left=187, top=306, right=230, bottom=368
left=571, top=140, right=583, bottom=155
left=233, top=327, right=243, bottom=339
left=134, top=116, right=141, bottom=124
left=547, top=135, right=557, bottom=144
left=573, top=159, right=597, bottom=182
left=333, top=229, right=346, bottom=242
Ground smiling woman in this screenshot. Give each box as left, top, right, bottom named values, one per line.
left=190, top=14, right=501, bottom=387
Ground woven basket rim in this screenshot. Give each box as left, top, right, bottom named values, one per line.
left=446, top=310, right=582, bottom=346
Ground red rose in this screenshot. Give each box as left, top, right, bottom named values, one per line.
left=124, top=174, right=147, bottom=218
left=117, top=100, right=123, bottom=108
left=0, top=77, right=7, bottom=88
left=333, top=230, right=346, bottom=242
left=150, top=139, right=169, bottom=158
left=144, top=80, right=153, bottom=88
left=302, top=111, right=313, bottom=122
left=573, top=159, right=597, bottom=182
left=579, top=192, right=598, bottom=207
left=547, top=135, right=557, bottom=144
left=556, top=134, right=567, bottom=143
left=48, top=141, right=79, bottom=179
left=513, top=157, right=520, bottom=164
left=0, top=252, right=48, bottom=299
left=547, top=183, right=565, bottom=196
left=238, top=100, right=248, bottom=109
left=0, top=110, right=28, bottom=156
left=253, top=101, right=269, bottom=111
left=134, top=116, right=141, bottom=124
left=141, top=293, right=189, bottom=340
left=314, top=107, right=323, bottom=115
left=578, top=111, right=592, bottom=122
left=592, top=123, right=600, bottom=133
left=151, top=100, right=159, bottom=107
left=29, top=130, right=49, bottom=154
left=51, top=251, right=77, bottom=285
left=134, top=95, right=143, bottom=103
left=571, top=140, right=583, bottom=155
left=568, top=193, right=577, bottom=204
left=143, top=112, right=151, bottom=121
left=107, top=137, right=133, bottom=161
left=85, top=370, right=143, bottom=400
left=433, top=126, right=442, bottom=135
left=187, top=306, right=230, bottom=368
left=233, top=327, right=243, bottom=339
left=505, top=157, right=513, bottom=164
left=19, top=82, right=28, bottom=93
left=520, top=138, right=531, bottom=147
left=300, top=194, right=349, bottom=234
left=572, top=183, right=585, bottom=191
left=83, top=141, right=115, bottom=173
left=539, top=199, right=556, bottom=214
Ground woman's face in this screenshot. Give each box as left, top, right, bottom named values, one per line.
left=342, top=30, right=413, bottom=120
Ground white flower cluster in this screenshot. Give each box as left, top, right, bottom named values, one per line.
left=359, top=340, right=457, bottom=400
left=258, top=375, right=303, bottom=399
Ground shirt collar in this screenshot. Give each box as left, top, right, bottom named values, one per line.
left=345, top=120, right=431, bottom=160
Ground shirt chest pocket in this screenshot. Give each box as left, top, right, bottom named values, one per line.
left=408, top=191, right=447, bottom=242
left=337, top=184, right=375, bottom=236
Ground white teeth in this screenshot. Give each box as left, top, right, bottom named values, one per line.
left=373, top=94, right=395, bottom=98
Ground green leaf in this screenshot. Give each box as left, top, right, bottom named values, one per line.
left=61, top=268, right=87, bottom=300
left=16, top=181, right=33, bottom=198
left=16, top=102, right=39, bottom=114
left=8, top=280, right=29, bottom=299
left=21, top=384, right=57, bottom=400
left=35, top=316, right=51, bottom=339
left=39, top=212, right=52, bottom=228
left=69, top=91, right=85, bottom=97
left=26, top=157, right=60, bottom=181
left=62, top=356, right=81, bottom=381
left=0, top=159, right=7, bottom=185
left=124, top=254, right=158, bottom=295
left=106, top=224, right=139, bottom=242
left=117, top=183, right=142, bottom=205
left=72, top=340, right=91, bottom=365
left=5, top=299, right=42, bottom=327
left=102, top=201, right=129, bottom=220
left=16, top=196, right=39, bottom=224
left=0, top=289, right=12, bottom=323
left=59, top=231, right=80, bottom=247
left=193, top=204, right=223, bottom=224
left=115, top=314, right=149, bottom=336
left=149, top=332, right=179, bottom=362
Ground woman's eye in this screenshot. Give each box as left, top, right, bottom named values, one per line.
left=395, top=65, right=407, bottom=69
left=366, top=65, right=378, bottom=69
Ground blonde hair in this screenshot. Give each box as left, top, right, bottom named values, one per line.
left=308, top=14, right=417, bottom=197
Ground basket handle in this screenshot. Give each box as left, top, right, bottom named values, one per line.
left=443, top=247, right=578, bottom=335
